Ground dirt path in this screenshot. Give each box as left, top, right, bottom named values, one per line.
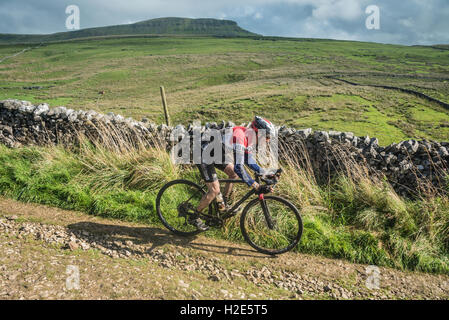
left=0, top=197, right=447, bottom=300
left=0, top=43, right=42, bottom=64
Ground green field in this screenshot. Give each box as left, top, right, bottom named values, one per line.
left=1, top=36, right=449, bottom=145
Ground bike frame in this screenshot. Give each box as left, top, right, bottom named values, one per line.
left=198, top=176, right=267, bottom=222
left=216, top=179, right=256, bottom=219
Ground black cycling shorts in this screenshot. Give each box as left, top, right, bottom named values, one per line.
left=197, top=163, right=228, bottom=183
left=197, top=140, right=230, bottom=183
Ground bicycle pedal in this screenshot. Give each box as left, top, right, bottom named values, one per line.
left=227, top=205, right=242, bottom=216
left=188, top=217, right=209, bottom=231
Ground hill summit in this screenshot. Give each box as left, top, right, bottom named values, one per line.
left=0, top=17, right=258, bottom=44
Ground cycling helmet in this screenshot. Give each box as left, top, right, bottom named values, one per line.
left=251, top=116, right=275, bottom=138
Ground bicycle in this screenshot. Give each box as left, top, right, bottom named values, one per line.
left=156, top=169, right=303, bottom=255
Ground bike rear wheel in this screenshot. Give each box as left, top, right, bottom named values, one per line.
left=156, top=179, right=212, bottom=236
left=240, top=195, right=303, bottom=255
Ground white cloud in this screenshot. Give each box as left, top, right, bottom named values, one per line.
left=254, top=12, right=263, bottom=19
left=399, top=18, right=414, bottom=28
left=312, top=0, right=363, bottom=21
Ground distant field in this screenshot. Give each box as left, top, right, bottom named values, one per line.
left=1, top=36, right=449, bottom=145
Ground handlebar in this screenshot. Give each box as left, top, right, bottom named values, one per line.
left=256, top=168, right=283, bottom=186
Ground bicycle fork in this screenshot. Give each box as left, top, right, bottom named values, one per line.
left=259, top=194, right=275, bottom=230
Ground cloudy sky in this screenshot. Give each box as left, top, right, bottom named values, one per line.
left=0, top=0, right=448, bottom=45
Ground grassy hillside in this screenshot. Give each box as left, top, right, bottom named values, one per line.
left=0, top=36, right=449, bottom=144
left=0, top=17, right=257, bottom=44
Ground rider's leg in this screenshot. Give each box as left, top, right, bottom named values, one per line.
left=187, top=164, right=218, bottom=231
left=223, top=164, right=238, bottom=200
left=196, top=163, right=220, bottom=213
left=197, top=180, right=220, bottom=212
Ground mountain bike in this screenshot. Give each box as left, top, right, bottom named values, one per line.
left=156, top=169, right=303, bottom=255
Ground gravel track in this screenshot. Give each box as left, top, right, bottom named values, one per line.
left=0, top=197, right=448, bottom=300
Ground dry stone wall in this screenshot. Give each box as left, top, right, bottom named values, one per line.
left=1, top=99, right=448, bottom=196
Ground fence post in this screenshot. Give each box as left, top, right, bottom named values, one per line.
left=160, top=86, right=171, bottom=126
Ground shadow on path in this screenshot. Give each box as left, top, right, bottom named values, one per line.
left=67, top=221, right=267, bottom=259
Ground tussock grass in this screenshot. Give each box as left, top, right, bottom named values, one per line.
left=274, top=141, right=449, bottom=273
left=75, top=138, right=179, bottom=193
left=277, top=143, right=325, bottom=210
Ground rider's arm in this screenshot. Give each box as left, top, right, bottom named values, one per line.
left=246, top=151, right=261, bottom=174
left=234, top=151, right=263, bottom=188
left=232, top=127, right=262, bottom=188
left=246, top=152, right=279, bottom=177
left=234, top=161, right=256, bottom=187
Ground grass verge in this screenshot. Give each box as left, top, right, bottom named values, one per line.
left=0, top=139, right=447, bottom=274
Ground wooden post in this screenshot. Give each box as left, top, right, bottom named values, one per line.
left=160, top=86, right=171, bottom=126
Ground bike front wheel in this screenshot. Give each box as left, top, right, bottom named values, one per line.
left=240, top=195, right=303, bottom=255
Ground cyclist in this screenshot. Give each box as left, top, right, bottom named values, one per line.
left=190, top=116, right=276, bottom=231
